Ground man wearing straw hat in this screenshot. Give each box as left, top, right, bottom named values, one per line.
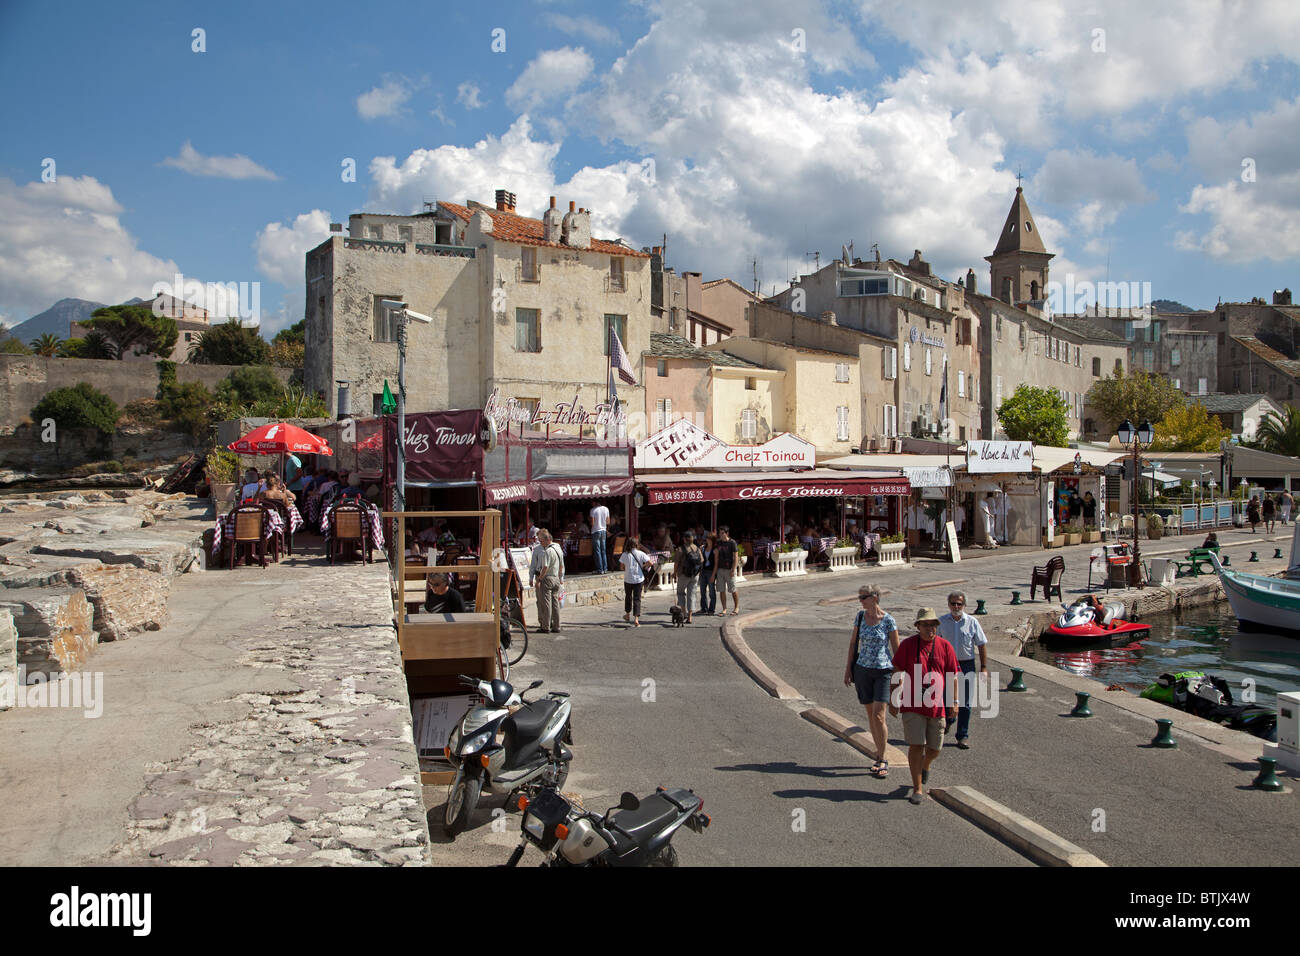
left=889, top=607, right=960, bottom=805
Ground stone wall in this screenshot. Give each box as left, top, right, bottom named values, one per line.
left=0, top=355, right=292, bottom=430
left=0, top=588, right=97, bottom=678
left=0, top=610, right=14, bottom=710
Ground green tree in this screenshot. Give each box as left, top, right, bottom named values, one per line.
left=30, top=333, right=62, bottom=356
left=189, top=319, right=270, bottom=365
left=216, top=364, right=282, bottom=407
left=1149, top=403, right=1231, bottom=452
left=1085, top=368, right=1185, bottom=436
left=159, top=380, right=216, bottom=439
left=1256, top=406, right=1300, bottom=457
left=31, top=383, right=120, bottom=437
left=1, top=337, right=31, bottom=354
left=83, top=304, right=178, bottom=359
left=272, top=320, right=305, bottom=346
left=269, top=338, right=304, bottom=368
left=996, top=384, right=1070, bottom=446
left=57, top=338, right=86, bottom=358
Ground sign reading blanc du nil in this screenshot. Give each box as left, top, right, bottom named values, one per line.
left=966, top=440, right=1034, bottom=473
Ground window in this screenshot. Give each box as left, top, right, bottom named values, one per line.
left=603, top=314, right=627, bottom=355
left=1092, top=356, right=1101, bottom=376
left=398, top=225, right=412, bottom=242
left=1115, top=359, right=1123, bottom=375
left=741, top=408, right=756, bottom=440
left=996, top=315, right=1003, bottom=340
left=835, top=362, right=850, bottom=383
left=515, top=308, right=541, bottom=352
left=745, top=376, right=756, bottom=390
left=925, top=348, right=932, bottom=376
left=516, top=398, right=539, bottom=426
left=883, top=404, right=898, bottom=437
left=657, top=360, right=667, bottom=377
left=882, top=347, right=898, bottom=380
left=1233, top=370, right=1241, bottom=389
left=373, top=294, right=400, bottom=342
left=609, top=257, right=625, bottom=291
left=836, top=406, right=850, bottom=441
left=1019, top=325, right=1027, bottom=349
left=372, top=393, right=386, bottom=416
left=1000, top=277, right=1012, bottom=302
left=184, top=332, right=192, bottom=342
left=1198, top=378, right=1207, bottom=395
left=1173, top=379, right=1181, bottom=391
left=367, top=225, right=383, bottom=240
left=1125, top=322, right=1135, bottom=341
left=1170, top=347, right=1181, bottom=367
left=903, top=341, right=912, bottom=372
left=957, top=370, right=965, bottom=397
left=839, top=277, right=888, bottom=296
left=655, top=398, right=672, bottom=431
left=1075, top=346, right=1081, bottom=367
left=521, top=247, right=538, bottom=281
left=669, top=307, right=680, bottom=330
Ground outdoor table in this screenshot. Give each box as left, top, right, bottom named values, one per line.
left=211, top=508, right=283, bottom=555
left=320, top=502, right=386, bottom=551
left=753, top=539, right=777, bottom=571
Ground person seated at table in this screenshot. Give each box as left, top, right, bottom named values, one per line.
left=338, top=473, right=364, bottom=499
left=436, top=521, right=458, bottom=549
left=1201, top=532, right=1219, bottom=550
left=317, top=471, right=339, bottom=496
left=651, top=523, right=673, bottom=552
left=260, top=474, right=297, bottom=507
left=424, top=572, right=466, bottom=614
left=239, top=468, right=264, bottom=502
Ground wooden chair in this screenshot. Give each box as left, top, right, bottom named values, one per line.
left=270, top=499, right=294, bottom=556
left=262, top=500, right=289, bottom=560
left=330, top=504, right=367, bottom=564
left=577, top=536, right=593, bottom=572
left=229, top=505, right=267, bottom=569
left=1030, top=555, right=1065, bottom=600
left=454, top=554, right=479, bottom=607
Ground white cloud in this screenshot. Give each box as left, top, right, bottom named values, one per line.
left=456, top=82, right=484, bottom=110
left=546, top=13, right=620, bottom=46
left=357, top=76, right=415, bottom=120
left=0, top=176, right=181, bottom=322
left=505, top=47, right=594, bottom=113
left=254, top=209, right=334, bottom=335
left=1031, top=149, right=1152, bottom=234
left=1175, top=177, right=1300, bottom=262
left=160, top=141, right=279, bottom=180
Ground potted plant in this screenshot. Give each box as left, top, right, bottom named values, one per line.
left=1042, top=529, right=1064, bottom=548
left=205, top=446, right=239, bottom=510
left=775, top=541, right=808, bottom=577
left=734, top=543, right=750, bottom=583
left=1147, top=512, right=1165, bottom=540
left=1063, top=524, right=1083, bottom=546
left=877, top=533, right=906, bottom=567
left=1082, top=523, right=1101, bottom=543
left=828, top=536, right=859, bottom=572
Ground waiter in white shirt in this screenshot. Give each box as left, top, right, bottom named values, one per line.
left=589, top=501, right=611, bottom=574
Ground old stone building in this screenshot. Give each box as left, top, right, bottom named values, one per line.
left=305, top=192, right=652, bottom=430
left=643, top=331, right=781, bottom=442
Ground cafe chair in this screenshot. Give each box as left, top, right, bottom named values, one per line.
left=1030, top=555, right=1065, bottom=601
left=267, top=500, right=293, bottom=556
left=577, top=536, right=593, bottom=571
left=229, top=505, right=267, bottom=569
left=330, top=503, right=367, bottom=565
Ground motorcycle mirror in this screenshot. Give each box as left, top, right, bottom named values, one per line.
left=527, top=680, right=544, bottom=691
left=619, top=792, right=640, bottom=811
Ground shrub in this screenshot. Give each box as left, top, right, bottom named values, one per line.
left=156, top=360, right=178, bottom=399
left=189, top=319, right=270, bottom=365
left=216, top=365, right=282, bottom=407
left=205, top=446, right=240, bottom=483
left=31, top=383, right=119, bottom=437
left=159, top=381, right=216, bottom=439
left=1146, top=513, right=1165, bottom=532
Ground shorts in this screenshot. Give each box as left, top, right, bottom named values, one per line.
left=852, top=665, right=892, bottom=705
left=714, top=569, right=736, bottom=593
left=901, top=712, right=944, bottom=750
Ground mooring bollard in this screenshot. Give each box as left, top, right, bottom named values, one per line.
left=1222, top=554, right=1231, bottom=566
left=1275, top=548, right=1284, bottom=559
left=1070, top=691, right=1093, bottom=717
left=1010, top=591, right=1022, bottom=605
left=1253, top=756, right=1283, bottom=791
left=974, top=598, right=987, bottom=615
left=1151, top=718, right=1177, bottom=748
left=1007, top=668, right=1027, bottom=692
left=1249, top=551, right=1259, bottom=562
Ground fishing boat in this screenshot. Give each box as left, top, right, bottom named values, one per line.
left=1208, top=552, right=1300, bottom=635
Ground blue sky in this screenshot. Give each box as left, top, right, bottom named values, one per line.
left=2, top=0, right=1299, bottom=336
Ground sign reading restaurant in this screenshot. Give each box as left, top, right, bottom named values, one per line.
left=966, top=440, right=1034, bottom=473
left=634, top=419, right=815, bottom=471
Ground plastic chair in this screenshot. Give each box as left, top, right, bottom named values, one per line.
left=1030, top=555, right=1065, bottom=600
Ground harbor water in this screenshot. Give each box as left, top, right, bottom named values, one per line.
left=1027, top=601, right=1300, bottom=713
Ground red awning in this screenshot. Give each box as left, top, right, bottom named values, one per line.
left=644, top=476, right=909, bottom=505
left=482, top=476, right=636, bottom=505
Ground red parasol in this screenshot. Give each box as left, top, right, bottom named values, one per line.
left=229, top=422, right=333, bottom=456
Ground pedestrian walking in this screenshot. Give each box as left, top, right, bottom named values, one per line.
left=1283, top=489, right=1294, bottom=525
left=979, top=492, right=998, bottom=549
left=700, top=533, right=718, bottom=615
left=618, top=536, right=653, bottom=627
left=1247, top=495, right=1261, bottom=533
left=672, top=531, right=703, bottom=623
left=529, top=529, right=565, bottom=633
left=843, top=584, right=899, bottom=778
left=889, top=607, right=960, bottom=805
left=713, top=526, right=740, bottom=616
left=1263, top=494, right=1276, bottom=534
left=589, top=501, right=611, bottom=574
left=937, top=591, right=987, bottom=749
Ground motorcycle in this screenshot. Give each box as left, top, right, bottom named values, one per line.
left=503, top=784, right=710, bottom=867
left=443, top=674, right=573, bottom=837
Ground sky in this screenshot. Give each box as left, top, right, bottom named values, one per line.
left=2, top=0, right=1299, bottom=337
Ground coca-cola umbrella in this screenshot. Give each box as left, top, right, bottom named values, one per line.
left=228, top=423, right=332, bottom=491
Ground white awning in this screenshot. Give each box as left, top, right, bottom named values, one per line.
left=1031, top=446, right=1125, bottom=473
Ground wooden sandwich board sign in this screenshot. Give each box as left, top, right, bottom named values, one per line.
left=945, top=521, right=961, bottom=563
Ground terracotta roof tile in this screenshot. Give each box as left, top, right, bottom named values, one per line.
left=439, top=202, right=650, bottom=258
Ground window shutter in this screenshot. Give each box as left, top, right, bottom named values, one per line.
left=665, top=398, right=671, bottom=425
left=957, top=370, right=965, bottom=397
left=904, top=341, right=911, bottom=371
left=837, top=406, right=849, bottom=440
left=925, top=348, right=932, bottom=376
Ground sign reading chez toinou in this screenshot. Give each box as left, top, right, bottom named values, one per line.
left=634, top=419, right=815, bottom=470
left=965, top=440, right=1034, bottom=474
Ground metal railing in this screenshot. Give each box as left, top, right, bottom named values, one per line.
left=415, top=243, right=476, bottom=258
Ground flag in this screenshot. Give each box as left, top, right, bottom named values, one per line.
left=381, top=380, right=396, bottom=414
left=610, top=328, right=637, bottom=385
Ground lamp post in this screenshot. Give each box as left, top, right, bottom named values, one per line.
left=1117, top=418, right=1154, bottom=587
left=380, top=300, right=434, bottom=517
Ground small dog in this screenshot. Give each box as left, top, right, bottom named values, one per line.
left=669, top=605, right=686, bottom=627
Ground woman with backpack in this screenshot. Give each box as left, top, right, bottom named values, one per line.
left=672, top=531, right=704, bottom=624
left=843, top=584, right=900, bottom=778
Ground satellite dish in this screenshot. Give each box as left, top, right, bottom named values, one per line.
left=480, top=415, right=499, bottom=452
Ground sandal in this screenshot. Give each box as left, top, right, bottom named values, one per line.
left=872, top=760, right=889, bottom=779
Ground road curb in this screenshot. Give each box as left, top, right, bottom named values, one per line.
left=721, top=608, right=801, bottom=700
left=930, top=785, right=1107, bottom=867
left=800, top=706, right=907, bottom=766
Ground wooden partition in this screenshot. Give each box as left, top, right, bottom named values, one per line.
left=384, top=509, right=503, bottom=784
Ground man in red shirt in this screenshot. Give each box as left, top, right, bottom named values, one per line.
left=889, top=607, right=960, bottom=804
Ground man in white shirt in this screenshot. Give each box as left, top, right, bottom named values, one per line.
left=240, top=468, right=264, bottom=502
left=530, top=529, right=565, bottom=633
left=938, top=590, right=987, bottom=749
left=590, top=502, right=611, bottom=574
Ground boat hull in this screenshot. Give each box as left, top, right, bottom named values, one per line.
left=1045, top=621, right=1151, bottom=645
left=1212, top=553, right=1300, bottom=636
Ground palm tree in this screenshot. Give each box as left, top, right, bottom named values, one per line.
left=81, top=329, right=118, bottom=360
left=1256, top=406, right=1300, bottom=457
left=31, top=333, right=62, bottom=356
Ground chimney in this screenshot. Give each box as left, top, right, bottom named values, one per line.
left=1274, top=288, right=1293, bottom=306
left=965, top=268, right=976, bottom=294
left=494, top=189, right=516, bottom=212
left=543, top=196, right=563, bottom=243
left=330, top=222, right=342, bottom=234
left=567, top=206, right=591, bottom=250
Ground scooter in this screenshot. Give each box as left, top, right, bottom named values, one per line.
left=443, top=674, right=573, bottom=837
left=503, top=784, right=710, bottom=867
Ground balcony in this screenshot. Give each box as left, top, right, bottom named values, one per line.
left=415, top=243, right=476, bottom=258
left=344, top=238, right=406, bottom=253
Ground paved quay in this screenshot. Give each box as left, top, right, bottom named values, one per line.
left=0, top=542, right=429, bottom=866
left=439, top=525, right=1300, bottom=867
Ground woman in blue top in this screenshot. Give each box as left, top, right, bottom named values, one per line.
left=843, top=583, right=900, bottom=778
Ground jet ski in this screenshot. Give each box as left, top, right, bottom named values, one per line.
left=1140, top=671, right=1277, bottom=740
left=1044, top=597, right=1152, bottom=645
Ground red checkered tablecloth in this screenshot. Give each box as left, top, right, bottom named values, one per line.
left=212, top=509, right=284, bottom=554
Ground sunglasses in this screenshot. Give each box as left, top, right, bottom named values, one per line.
left=949, top=601, right=964, bottom=607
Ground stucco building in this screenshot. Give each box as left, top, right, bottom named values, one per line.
left=643, top=331, right=782, bottom=443
left=305, top=192, right=652, bottom=432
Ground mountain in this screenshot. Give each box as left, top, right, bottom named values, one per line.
left=6, top=298, right=107, bottom=344
left=1152, top=298, right=1198, bottom=313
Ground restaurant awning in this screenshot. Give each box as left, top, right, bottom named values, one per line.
left=483, top=476, right=636, bottom=505
left=1031, top=446, right=1124, bottom=473
left=637, top=469, right=909, bottom=505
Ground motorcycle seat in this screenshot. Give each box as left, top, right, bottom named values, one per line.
left=504, top=699, right=560, bottom=741
left=606, top=795, right=680, bottom=854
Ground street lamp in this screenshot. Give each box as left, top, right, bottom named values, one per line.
left=1117, top=418, right=1154, bottom=587
left=380, top=300, right=433, bottom=516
